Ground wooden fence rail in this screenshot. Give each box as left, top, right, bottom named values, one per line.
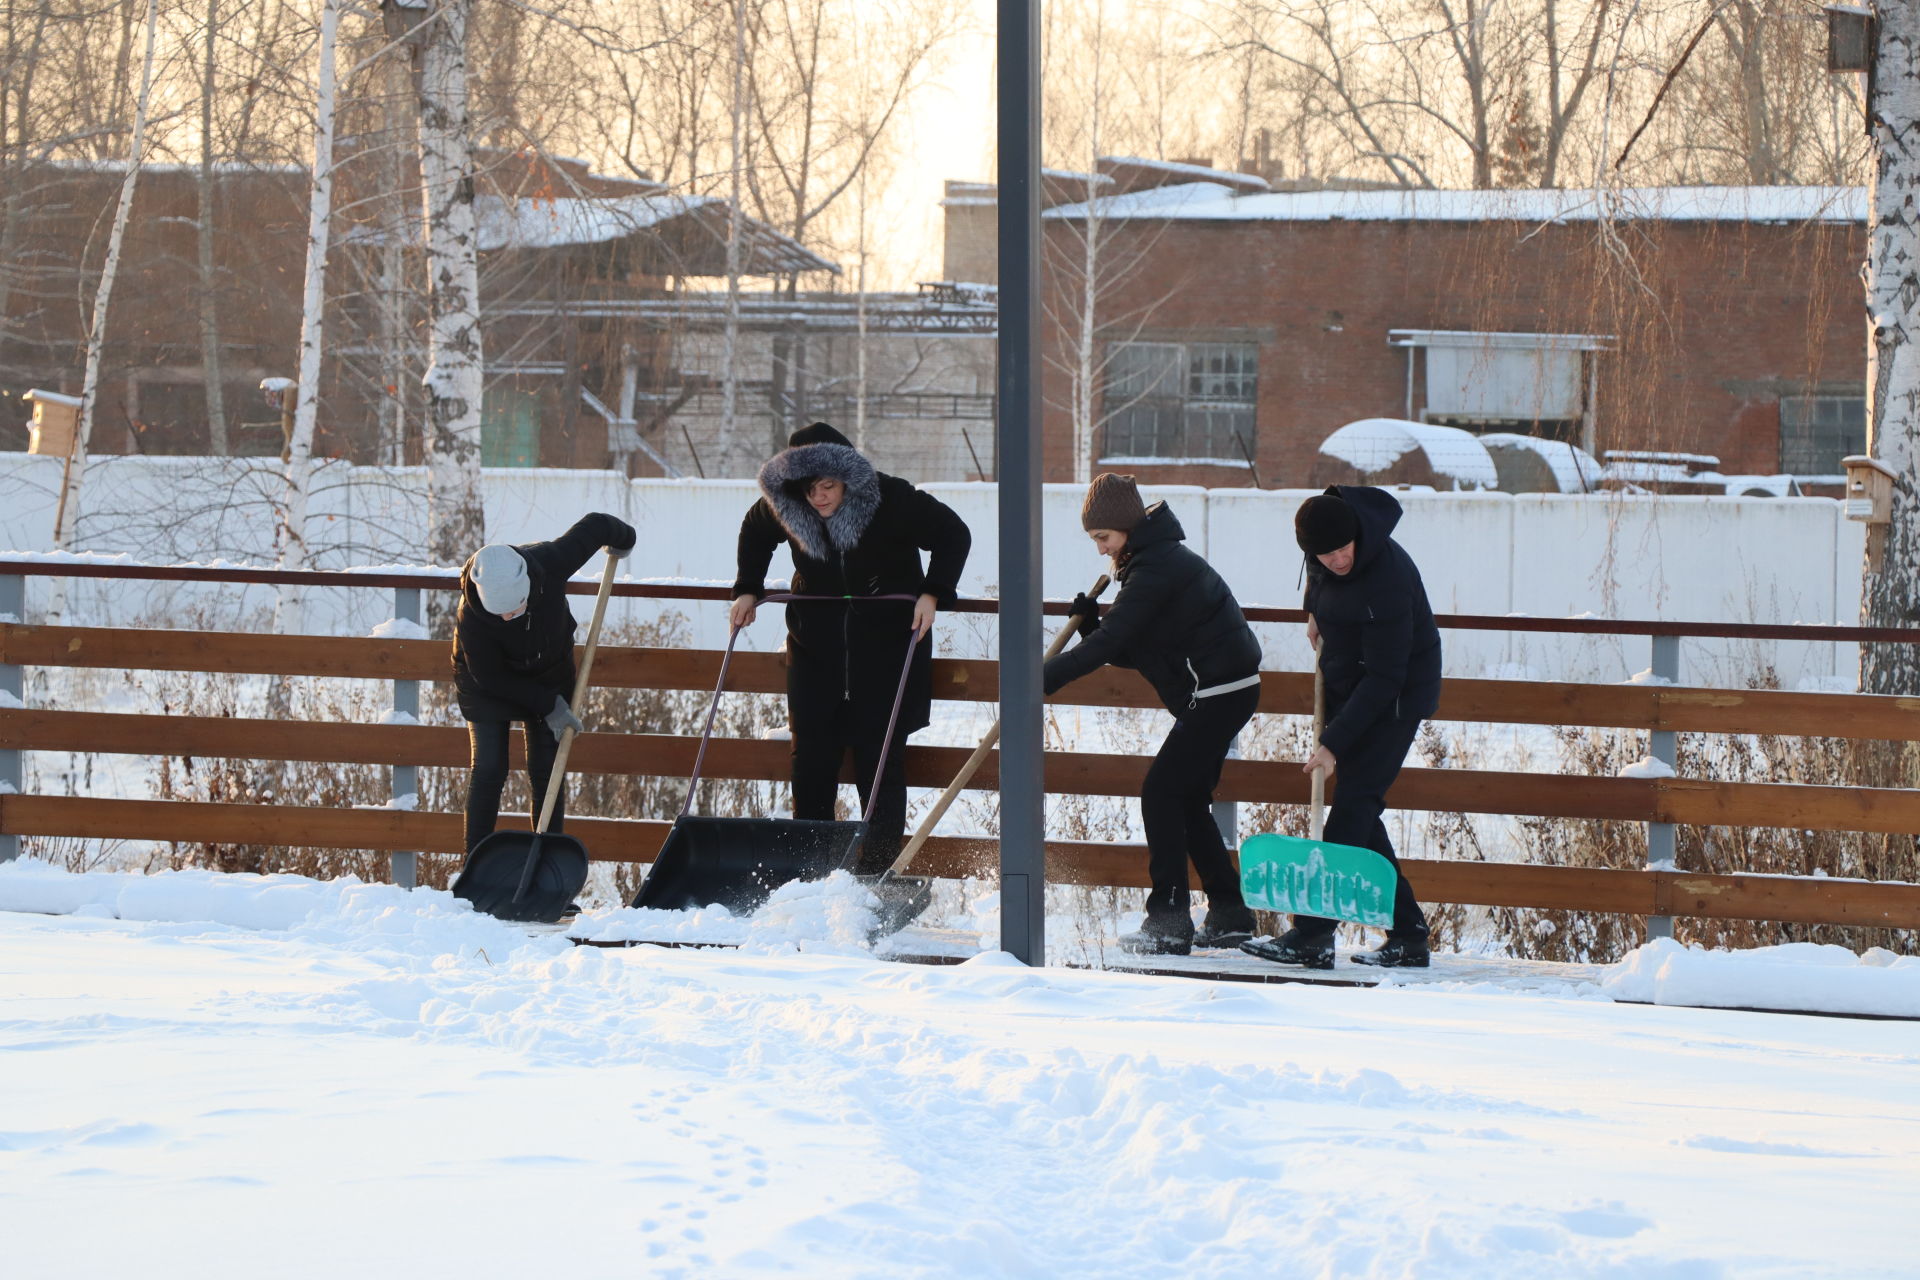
left=4, top=563, right=1920, bottom=936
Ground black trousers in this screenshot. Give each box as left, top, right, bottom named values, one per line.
left=1140, top=684, right=1260, bottom=929
left=464, top=718, right=564, bottom=855
left=791, top=701, right=909, bottom=877
left=1292, top=713, right=1429, bottom=941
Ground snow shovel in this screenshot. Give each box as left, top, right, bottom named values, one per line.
left=864, top=573, right=1113, bottom=938
left=629, top=594, right=925, bottom=915
left=451, top=553, right=619, bottom=924
left=1237, top=639, right=1398, bottom=929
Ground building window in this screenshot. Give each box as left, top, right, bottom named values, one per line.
left=1100, top=340, right=1257, bottom=463
left=1779, top=394, right=1865, bottom=477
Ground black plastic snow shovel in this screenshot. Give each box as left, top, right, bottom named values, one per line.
left=451, top=553, right=619, bottom=924
left=864, top=574, right=1113, bottom=938
left=630, top=593, right=924, bottom=915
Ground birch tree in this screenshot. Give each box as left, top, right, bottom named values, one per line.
left=1862, top=0, right=1920, bottom=700
left=196, top=0, right=229, bottom=455
left=274, top=0, right=341, bottom=636
left=47, top=0, right=159, bottom=623
left=413, top=0, right=485, bottom=571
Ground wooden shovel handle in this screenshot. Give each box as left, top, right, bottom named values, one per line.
left=533, top=552, right=620, bottom=835
left=1310, top=630, right=1325, bottom=841
left=883, top=573, right=1112, bottom=877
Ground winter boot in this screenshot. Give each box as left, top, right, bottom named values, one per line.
left=1350, top=933, right=1430, bottom=968
left=1239, top=926, right=1335, bottom=970
left=1192, top=907, right=1258, bottom=950
left=1118, top=915, right=1194, bottom=957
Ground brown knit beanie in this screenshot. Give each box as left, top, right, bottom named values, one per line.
left=1081, top=472, right=1147, bottom=532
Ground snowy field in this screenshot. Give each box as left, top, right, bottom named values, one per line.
left=5, top=862, right=1918, bottom=1280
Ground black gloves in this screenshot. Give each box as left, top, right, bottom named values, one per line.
left=1068, top=592, right=1101, bottom=636
left=608, top=542, right=632, bottom=561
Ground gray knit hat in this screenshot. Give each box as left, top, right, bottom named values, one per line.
left=1081, top=472, right=1147, bottom=532
left=469, top=544, right=529, bottom=616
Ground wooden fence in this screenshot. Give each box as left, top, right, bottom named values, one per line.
left=3, top=559, right=1919, bottom=933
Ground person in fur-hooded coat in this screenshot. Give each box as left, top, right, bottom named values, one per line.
left=730, top=422, right=972, bottom=874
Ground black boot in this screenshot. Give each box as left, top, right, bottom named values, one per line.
left=1193, top=907, right=1257, bottom=950
left=1351, top=933, right=1430, bottom=968
left=1240, top=926, right=1335, bottom=970
left=1119, top=915, right=1194, bottom=956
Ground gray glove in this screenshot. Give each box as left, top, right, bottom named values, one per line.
left=608, top=542, right=632, bottom=561
left=546, top=695, right=585, bottom=739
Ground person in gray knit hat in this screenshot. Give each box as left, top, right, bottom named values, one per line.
left=1044, top=473, right=1263, bottom=955
left=452, top=513, right=636, bottom=857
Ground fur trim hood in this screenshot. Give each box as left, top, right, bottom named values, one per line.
left=757, top=442, right=883, bottom=559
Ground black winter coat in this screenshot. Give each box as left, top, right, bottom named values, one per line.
left=1304, top=485, right=1442, bottom=757
left=451, top=512, right=637, bottom=723
left=733, top=442, right=971, bottom=739
left=1044, top=502, right=1262, bottom=714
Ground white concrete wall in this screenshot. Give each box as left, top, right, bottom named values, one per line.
left=0, top=453, right=1867, bottom=686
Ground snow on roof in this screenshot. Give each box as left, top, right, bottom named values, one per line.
left=24, top=389, right=82, bottom=407
left=1044, top=181, right=1247, bottom=222
left=472, top=193, right=835, bottom=274
left=1044, top=181, right=1865, bottom=225
left=1478, top=432, right=1601, bottom=494
left=1319, top=418, right=1499, bottom=489
left=1098, top=155, right=1269, bottom=193
left=475, top=193, right=712, bottom=251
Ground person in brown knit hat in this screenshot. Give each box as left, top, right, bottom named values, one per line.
left=1046, top=474, right=1263, bottom=956
left=1080, top=471, right=1148, bottom=536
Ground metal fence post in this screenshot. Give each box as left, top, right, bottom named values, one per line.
left=1645, top=632, right=1680, bottom=942
left=390, top=585, right=421, bottom=890
left=996, top=0, right=1046, bottom=966
left=0, top=573, right=22, bottom=863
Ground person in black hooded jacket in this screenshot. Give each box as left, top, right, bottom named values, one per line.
left=1249, top=484, right=1441, bottom=970
left=1044, top=473, right=1263, bottom=956
left=452, top=512, right=636, bottom=855
left=731, top=423, right=971, bottom=875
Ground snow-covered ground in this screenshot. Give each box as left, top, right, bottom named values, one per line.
left=5, top=861, right=1918, bottom=1279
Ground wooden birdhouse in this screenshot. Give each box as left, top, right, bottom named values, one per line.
left=1842, top=454, right=1898, bottom=569
left=1842, top=454, right=1895, bottom=523
left=1826, top=5, right=1875, bottom=74
left=24, top=389, right=80, bottom=458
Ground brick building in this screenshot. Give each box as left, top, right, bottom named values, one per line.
left=947, top=161, right=1867, bottom=490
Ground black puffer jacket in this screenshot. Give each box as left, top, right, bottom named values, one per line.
left=1304, top=485, right=1442, bottom=756
left=451, top=512, right=637, bottom=722
left=1044, top=502, right=1261, bottom=713
left=734, top=442, right=971, bottom=738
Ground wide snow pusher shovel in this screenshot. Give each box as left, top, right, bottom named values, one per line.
left=630, top=594, right=924, bottom=915
left=452, top=554, right=618, bottom=924
left=1237, top=644, right=1398, bottom=929
left=865, top=574, right=1112, bottom=938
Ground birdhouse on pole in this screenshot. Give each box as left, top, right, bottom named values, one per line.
left=1826, top=5, right=1876, bottom=73
left=1842, top=454, right=1899, bottom=569
left=23, top=389, right=81, bottom=458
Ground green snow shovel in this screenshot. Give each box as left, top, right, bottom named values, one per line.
left=452, top=552, right=619, bottom=924
left=1237, top=641, right=1398, bottom=928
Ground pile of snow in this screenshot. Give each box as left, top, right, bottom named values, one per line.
left=1606, top=938, right=1920, bottom=1019
left=367, top=616, right=429, bottom=640
left=1617, top=756, right=1677, bottom=779
left=569, top=871, right=882, bottom=956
